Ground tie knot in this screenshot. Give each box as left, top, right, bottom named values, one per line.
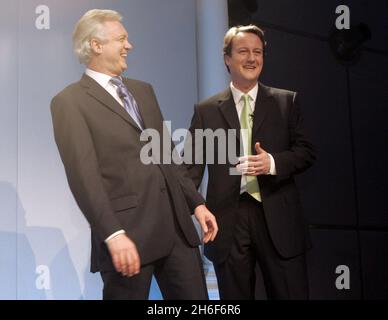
left=110, top=76, right=129, bottom=99
left=110, top=76, right=125, bottom=88
left=242, top=94, right=250, bottom=104
left=241, top=94, right=252, bottom=114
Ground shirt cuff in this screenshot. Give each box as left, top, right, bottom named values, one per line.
left=105, top=229, right=126, bottom=243
left=268, top=153, right=277, bottom=175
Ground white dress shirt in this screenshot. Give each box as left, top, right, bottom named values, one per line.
left=229, top=82, right=277, bottom=195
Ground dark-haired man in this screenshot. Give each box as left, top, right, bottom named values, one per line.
left=185, top=25, right=315, bottom=299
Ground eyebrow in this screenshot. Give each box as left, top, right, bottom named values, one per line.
left=115, top=34, right=128, bottom=40
left=236, top=47, right=263, bottom=51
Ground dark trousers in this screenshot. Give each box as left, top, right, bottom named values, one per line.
left=214, top=193, right=309, bottom=300
left=101, top=226, right=208, bottom=300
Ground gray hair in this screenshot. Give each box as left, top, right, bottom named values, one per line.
left=72, top=9, right=122, bottom=65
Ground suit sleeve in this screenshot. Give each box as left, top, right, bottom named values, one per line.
left=182, top=105, right=207, bottom=189
left=51, top=94, right=122, bottom=241
left=271, top=92, right=316, bottom=180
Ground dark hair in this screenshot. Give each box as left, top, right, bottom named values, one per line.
left=223, top=25, right=266, bottom=72
left=223, top=25, right=266, bottom=57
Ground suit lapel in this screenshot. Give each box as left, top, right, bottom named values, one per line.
left=217, top=88, right=241, bottom=141
left=252, top=83, right=272, bottom=138
left=80, top=74, right=142, bottom=132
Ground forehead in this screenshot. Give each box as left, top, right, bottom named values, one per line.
left=232, top=32, right=263, bottom=49
left=102, top=20, right=128, bottom=37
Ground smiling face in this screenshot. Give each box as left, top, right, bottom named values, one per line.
left=224, top=31, right=264, bottom=92
left=88, top=20, right=132, bottom=76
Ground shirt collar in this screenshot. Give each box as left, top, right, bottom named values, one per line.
left=230, top=82, right=259, bottom=107
left=85, top=68, right=118, bottom=89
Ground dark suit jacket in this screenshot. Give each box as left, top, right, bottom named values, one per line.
left=51, top=74, right=204, bottom=272
left=185, top=83, right=315, bottom=263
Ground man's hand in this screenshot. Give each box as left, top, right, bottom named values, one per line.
left=194, top=204, right=218, bottom=243
left=106, top=233, right=140, bottom=277
left=237, top=142, right=270, bottom=176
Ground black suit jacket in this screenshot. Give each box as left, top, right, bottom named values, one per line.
left=51, top=74, right=204, bottom=272
left=185, top=83, right=315, bottom=263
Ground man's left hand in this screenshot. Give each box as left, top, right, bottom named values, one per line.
left=194, top=205, right=218, bottom=243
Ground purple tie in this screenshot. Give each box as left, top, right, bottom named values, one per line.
left=110, top=77, right=145, bottom=130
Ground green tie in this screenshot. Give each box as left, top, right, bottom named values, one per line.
left=240, top=94, right=261, bottom=202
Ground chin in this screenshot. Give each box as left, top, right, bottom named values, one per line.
left=118, top=66, right=127, bottom=74
left=243, top=76, right=259, bottom=83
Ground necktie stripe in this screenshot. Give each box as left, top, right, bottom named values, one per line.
left=110, top=77, right=145, bottom=130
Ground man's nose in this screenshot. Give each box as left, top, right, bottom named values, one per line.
left=125, top=40, right=133, bottom=50
left=247, top=51, right=255, bottom=61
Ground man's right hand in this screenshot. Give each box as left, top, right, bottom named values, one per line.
left=106, top=233, right=140, bottom=277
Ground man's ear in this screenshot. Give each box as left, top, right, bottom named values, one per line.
left=90, top=38, right=103, bottom=54
left=224, top=54, right=231, bottom=67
